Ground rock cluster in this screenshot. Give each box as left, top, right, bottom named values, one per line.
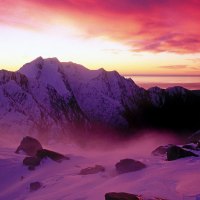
left=15, top=135, right=200, bottom=199
left=152, top=143, right=199, bottom=161
left=167, top=145, right=198, bottom=161
left=16, top=136, right=68, bottom=170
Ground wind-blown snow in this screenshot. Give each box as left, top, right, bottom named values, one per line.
left=1, top=134, right=200, bottom=200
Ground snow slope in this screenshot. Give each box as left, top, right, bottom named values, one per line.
left=1, top=135, right=200, bottom=200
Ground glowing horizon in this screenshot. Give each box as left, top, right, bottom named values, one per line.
left=1, top=0, right=200, bottom=75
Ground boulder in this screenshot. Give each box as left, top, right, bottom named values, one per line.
left=105, top=192, right=140, bottom=200
left=115, top=159, right=146, bottom=174
left=23, top=156, right=41, bottom=167
left=167, top=145, right=198, bottom=161
left=79, top=165, right=105, bottom=175
left=151, top=145, right=173, bottom=156
left=36, top=149, right=69, bottom=162
left=30, top=181, right=42, bottom=191
left=15, top=136, right=43, bottom=156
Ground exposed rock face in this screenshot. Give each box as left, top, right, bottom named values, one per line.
left=36, top=149, right=69, bottom=162
left=1, top=57, right=200, bottom=137
left=30, top=182, right=42, bottom=191
left=146, top=86, right=200, bottom=133
left=15, top=136, right=43, bottom=156
left=17, top=136, right=69, bottom=170
left=79, top=165, right=105, bottom=175
left=105, top=192, right=140, bottom=200
left=167, top=145, right=198, bottom=161
left=115, top=159, right=146, bottom=174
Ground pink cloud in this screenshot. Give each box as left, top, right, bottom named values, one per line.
left=1, top=0, right=200, bottom=54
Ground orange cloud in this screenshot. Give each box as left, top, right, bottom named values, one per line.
left=1, top=0, right=200, bottom=54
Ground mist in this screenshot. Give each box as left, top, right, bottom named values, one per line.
left=1, top=129, right=200, bottom=200
left=0, top=129, right=183, bottom=159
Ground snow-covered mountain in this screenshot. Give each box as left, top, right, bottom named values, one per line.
left=0, top=57, right=199, bottom=137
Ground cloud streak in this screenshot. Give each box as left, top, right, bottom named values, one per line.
left=158, top=65, right=188, bottom=70
left=158, top=65, right=200, bottom=71
left=1, top=0, right=200, bottom=54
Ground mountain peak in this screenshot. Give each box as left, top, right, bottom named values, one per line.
left=44, top=57, right=60, bottom=63
left=0, top=57, right=199, bottom=136
left=18, top=57, right=62, bottom=79
left=30, top=56, right=60, bottom=63
left=29, top=56, right=44, bottom=65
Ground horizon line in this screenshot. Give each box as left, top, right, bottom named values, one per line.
left=123, top=74, right=200, bottom=77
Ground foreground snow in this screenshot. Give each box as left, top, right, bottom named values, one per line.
left=1, top=136, right=200, bottom=200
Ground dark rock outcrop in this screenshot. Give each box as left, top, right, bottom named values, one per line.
left=17, top=136, right=69, bottom=170
left=1, top=57, right=200, bottom=138
left=167, top=145, right=198, bottom=161
left=30, top=181, right=42, bottom=191
left=15, top=136, right=43, bottom=156
left=105, top=192, right=140, bottom=200
left=79, top=165, right=105, bottom=175
left=115, top=159, right=146, bottom=174
left=36, top=149, right=69, bottom=162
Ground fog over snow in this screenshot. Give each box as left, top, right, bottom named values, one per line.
left=0, top=131, right=200, bottom=200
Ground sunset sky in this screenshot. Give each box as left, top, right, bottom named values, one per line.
left=1, top=0, right=200, bottom=75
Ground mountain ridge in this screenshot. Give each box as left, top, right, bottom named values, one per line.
left=0, top=57, right=199, bottom=138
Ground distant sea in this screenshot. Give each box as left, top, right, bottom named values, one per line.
left=126, top=75, right=200, bottom=90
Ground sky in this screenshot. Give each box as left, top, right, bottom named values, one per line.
left=0, top=0, right=200, bottom=75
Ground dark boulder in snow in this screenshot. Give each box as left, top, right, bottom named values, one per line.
left=30, top=181, right=42, bottom=191
left=36, top=149, right=69, bottom=162
left=115, top=159, right=146, bottom=174
left=15, top=136, right=43, bottom=156
left=151, top=144, right=173, bottom=156
left=167, top=145, right=198, bottom=161
left=23, top=149, right=68, bottom=169
left=79, top=165, right=105, bottom=175
left=105, top=192, right=140, bottom=200
left=23, top=156, right=41, bottom=167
